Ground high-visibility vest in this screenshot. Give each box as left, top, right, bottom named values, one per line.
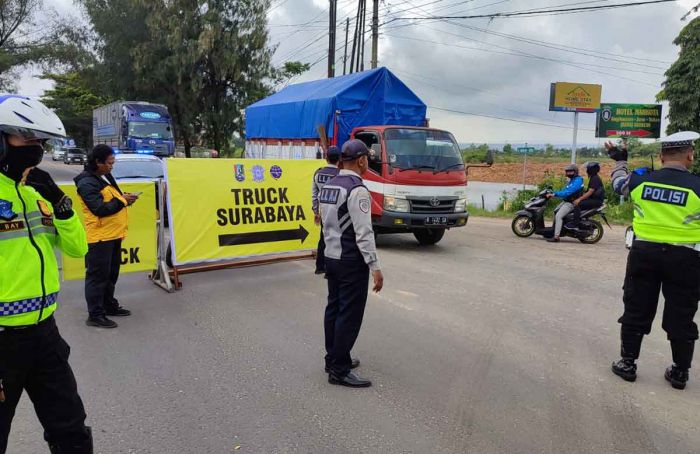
left=630, top=167, right=700, bottom=244
left=0, top=172, right=87, bottom=327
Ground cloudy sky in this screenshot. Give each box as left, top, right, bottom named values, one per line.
left=29, top=0, right=700, bottom=145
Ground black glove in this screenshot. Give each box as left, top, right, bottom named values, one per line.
left=604, top=141, right=628, bottom=162
left=25, top=167, right=66, bottom=205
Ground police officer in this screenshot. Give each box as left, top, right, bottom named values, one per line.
left=609, top=131, right=700, bottom=390
left=0, top=96, right=93, bottom=452
left=312, top=145, right=341, bottom=274
left=320, top=139, right=384, bottom=387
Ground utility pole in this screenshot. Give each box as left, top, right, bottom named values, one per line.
left=371, top=0, right=379, bottom=68
left=327, top=0, right=337, bottom=78
left=350, top=0, right=361, bottom=74
left=359, top=0, right=366, bottom=71
left=343, top=18, right=349, bottom=75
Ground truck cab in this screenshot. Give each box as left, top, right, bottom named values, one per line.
left=351, top=126, right=469, bottom=245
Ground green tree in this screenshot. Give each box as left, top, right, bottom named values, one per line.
left=40, top=72, right=107, bottom=147
left=657, top=17, right=700, bottom=173
left=503, top=143, right=513, bottom=154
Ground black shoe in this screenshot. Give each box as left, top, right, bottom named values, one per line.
left=325, top=358, right=360, bottom=373
left=328, top=371, right=372, bottom=388
left=105, top=307, right=131, bottom=317
left=612, top=358, right=637, bottom=382
left=665, top=365, right=689, bottom=390
left=315, top=269, right=326, bottom=275
left=546, top=237, right=560, bottom=243
left=86, top=316, right=118, bottom=329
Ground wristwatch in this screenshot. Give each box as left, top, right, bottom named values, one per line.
left=53, top=195, right=73, bottom=217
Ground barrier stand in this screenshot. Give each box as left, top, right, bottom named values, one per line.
left=150, top=179, right=176, bottom=292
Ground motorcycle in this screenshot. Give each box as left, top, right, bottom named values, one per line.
left=511, top=188, right=610, bottom=244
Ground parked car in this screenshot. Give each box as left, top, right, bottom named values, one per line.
left=52, top=147, right=66, bottom=161
left=63, top=148, right=87, bottom=165
left=112, top=154, right=168, bottom=225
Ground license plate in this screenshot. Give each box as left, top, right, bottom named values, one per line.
left=424, top=216, right=447, bottom=225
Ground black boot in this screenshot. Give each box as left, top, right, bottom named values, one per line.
left=670, top=340, right=694, bottom=370
left=665, top=365, right=689, bottom=390
left=613, top=327, right=643, bottom=381
left=86, top=316, right=117, bottom=328
left=48, top=427, right=93, bottom=454
left=612, top=358, right=637, bottom=382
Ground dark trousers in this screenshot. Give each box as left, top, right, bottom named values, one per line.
left=573, top=199, right=602, bottom=224
left=324, top=258, right=370, bottom=377
left=619, top=242, right=700, bottom=369
left=316, top=230, right=326, bottom=273
left=85, top=239, right=122, bottom=318
left=0, top=317, right=91, bottom=453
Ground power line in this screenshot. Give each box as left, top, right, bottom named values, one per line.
left=384, top=0, right=678, bottom=23
left=430, top=106, right=597, bottom=131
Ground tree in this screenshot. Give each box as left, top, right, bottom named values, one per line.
left=657, top=17, right=700, bottom=173
left=0, top=1, right=89, bottom=90
left=503, top=143, right=513, bottom=154
left=40, top=72, right=107, bottom=147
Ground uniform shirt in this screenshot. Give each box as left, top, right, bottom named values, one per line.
left=319, top=169, right=380, bottom=271
left=311, top=164, right=339, bottom=215
left=624, top=164, right=700, bottom=246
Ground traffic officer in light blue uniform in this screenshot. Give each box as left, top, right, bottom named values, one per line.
left=608, top=131, right=700, bottom=390
left=319, top=139, right=384, bottom=387
left=312, top=146, right=340, bottom=274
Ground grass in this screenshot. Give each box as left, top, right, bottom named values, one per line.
left=468, top=203, right=632, bottom=225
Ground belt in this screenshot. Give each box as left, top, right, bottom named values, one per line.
left=0, top=315, right=55, bottom=332
left=634, top=239, right=700, bottom=252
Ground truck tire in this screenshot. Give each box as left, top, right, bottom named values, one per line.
left=413, top=228, right=445, bottom=246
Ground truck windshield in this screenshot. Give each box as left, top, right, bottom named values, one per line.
left=128, top=122, right=173, bottom=140
left=384, top=128, right=463, bottom=172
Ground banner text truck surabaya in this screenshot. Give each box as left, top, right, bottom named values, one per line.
left=93, top=101, right=175, bottom=157
left=245, top=67, right=491, bottom=245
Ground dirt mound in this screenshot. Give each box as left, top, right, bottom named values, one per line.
left=468, top=161, right=619, bottom=184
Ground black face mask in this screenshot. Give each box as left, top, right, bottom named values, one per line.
left=0, top=144, right=44, bottom=180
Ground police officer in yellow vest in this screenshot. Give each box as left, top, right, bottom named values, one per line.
left=0, top=95, right=93, bottom=452
left=75, top=145, right=137, bottom=329
left=608, top=131, right=700, bottom=390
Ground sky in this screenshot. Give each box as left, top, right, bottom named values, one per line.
left=24, top=0, right=700, bottom=145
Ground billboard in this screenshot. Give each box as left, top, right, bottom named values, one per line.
left=549, top=82, right=602, bottom=113
left=595, top=103, right=662, bottom=138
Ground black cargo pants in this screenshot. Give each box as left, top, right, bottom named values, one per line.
left=618, top=241, right=700, bottom=369
left=0, top=316, right=91, bottom=453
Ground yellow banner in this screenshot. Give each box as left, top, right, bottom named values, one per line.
left=549, top=82, right=602, bottom=112
left=166, top=159, right=321, bottom=265
left=61, top=182, right=158, bottom=280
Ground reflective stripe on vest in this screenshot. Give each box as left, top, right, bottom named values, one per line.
left=0, top=292, right=58, bottom=317
left=631, top=181, right=700, bottom=244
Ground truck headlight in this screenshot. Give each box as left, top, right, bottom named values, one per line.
left=454, top=198, right=468, bottom=213
left=383, top=196, right=410, bottom=213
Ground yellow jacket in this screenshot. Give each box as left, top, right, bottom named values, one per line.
left=74, top=170, right=128, bottom=243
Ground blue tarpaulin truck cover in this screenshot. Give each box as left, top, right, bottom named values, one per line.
left=245, top=67, right=427, bottom=148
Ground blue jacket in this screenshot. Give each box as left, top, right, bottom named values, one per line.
left=554, top=176, right=584, bottom=200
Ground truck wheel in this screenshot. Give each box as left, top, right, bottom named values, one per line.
left=413, top=228, right=445, bottom=246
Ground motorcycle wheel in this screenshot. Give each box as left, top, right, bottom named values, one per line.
left=578, top=220, right=604, bottom=244
left=511, top=215, right=535, bottom=237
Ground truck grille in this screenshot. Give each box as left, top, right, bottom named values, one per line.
left=409, top=197, right=456, bottom=214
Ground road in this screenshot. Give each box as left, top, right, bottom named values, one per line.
left=40, top=153, right=83, bottom=182
left=8, top=210, right=699, bottom=453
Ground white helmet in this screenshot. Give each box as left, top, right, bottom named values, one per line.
left=0, top=94, right=66, bottom=140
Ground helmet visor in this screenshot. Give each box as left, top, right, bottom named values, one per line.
left=0, top=125, right=64, bottom=140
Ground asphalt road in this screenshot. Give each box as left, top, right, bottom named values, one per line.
left=41, top=154, right=83, bottom=182
left=8, top=194, right=700, bottom=454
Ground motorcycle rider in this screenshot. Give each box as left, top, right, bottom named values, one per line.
left=570, top=161, right=605, bottom=227
left=545, top=163, right=584, bottom=242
